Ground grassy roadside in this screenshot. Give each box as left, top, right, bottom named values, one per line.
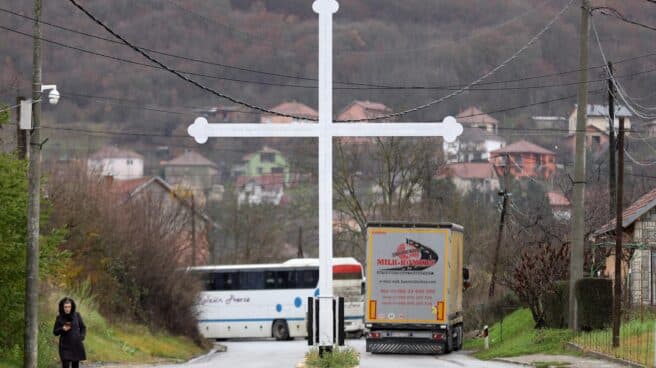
left=464, top=308, right=577, bottom=360
left=0, top=288, right=208, bottom=367
left=573, top=317, right=655, bottom=366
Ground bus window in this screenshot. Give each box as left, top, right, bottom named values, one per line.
left=214, top=271, right=240, bottom=290
left=201, top=272, right=215, bottom=291
left=300, top=269, right=319, bottom=288
left=240, top=271, right=265, bottom=290
left=264, top=271, right=277, bottom=289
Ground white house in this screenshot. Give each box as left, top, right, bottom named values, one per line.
left=88, top=146, right=144, bottom=179
left=235, top=174, right=286, bottom=206
left=437, top=162, right=500, bottom=195
left=443, top=127, right=505, bottom=164
left=568, top=104, right=632, bottom=135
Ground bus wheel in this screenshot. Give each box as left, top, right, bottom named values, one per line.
left=272, top=320, right=290, bottom=341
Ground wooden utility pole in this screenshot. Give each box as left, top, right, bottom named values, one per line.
left=24, top=0, right=42, bottom=366
left=297, top=225, right=304, bottom=258
left=191, top=193, right=196, bottom=266
left=16, top=96, right=27, bottom=159
left=608, top=61, right=616, bottom=219
left=612, top=117, right=625, bottom=348
left=489, top=154, right=511, bottom=298
left=569, top=0, right=590, bottom=331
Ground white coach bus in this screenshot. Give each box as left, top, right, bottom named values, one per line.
left=190, top=257, right=365, bottom=340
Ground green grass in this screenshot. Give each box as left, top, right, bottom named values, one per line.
left=304, top=347, right=360, bottom=368
left=464, top=308, right=577, bottom=360
left=573, top=317, right=655, bottom=366
left=0, top=285, right=207, bottom=367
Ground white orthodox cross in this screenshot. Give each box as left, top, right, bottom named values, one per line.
left=188, top=0, right=463, bottom=347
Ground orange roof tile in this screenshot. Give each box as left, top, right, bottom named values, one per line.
left=491, top=140, right=555, bottom=155
left=596, top=186, right=656, bottom=235
left=337, top=100, right=392, bottom=121
left=456, top=107, right=499, bottom=125
left=268, top=101, right=318, bottom=119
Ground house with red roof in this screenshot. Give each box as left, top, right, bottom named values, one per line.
left=107, top=175, right=217, bottom=265
left=437, top=162, right=500, bottom=195
left=489, top=140, right=557, bottom=180
left=456, top=107, right=499, bottom=134
left=337, top=100, right=392, bottom=121
left=87, top=145, right=144, bottom=180
left=260, top=101, right=318, bottom=124
left=337, top=100, right=393, bottom=144
left=162, top=150, right=220, bottom=193
left=594, top=186, right=656, bottom=305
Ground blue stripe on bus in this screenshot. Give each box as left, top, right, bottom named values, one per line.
left=199, top=316, right=365, bottom=323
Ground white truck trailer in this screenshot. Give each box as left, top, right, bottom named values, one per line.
left=365, top=223, right=468, bottom=354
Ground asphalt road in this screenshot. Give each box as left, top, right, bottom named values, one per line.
left=153, top=339, right=519, bottom=368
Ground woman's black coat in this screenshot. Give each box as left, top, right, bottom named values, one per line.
left=53, top=298, right=87, bottom=362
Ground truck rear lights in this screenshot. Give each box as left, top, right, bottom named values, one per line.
left=436, top=301, right=445, bottom=321
left=369, top=332, right=381, bottom=339
left=432, top=332, right=445, bottom=341
left=368, top=300, right=377, bottom=320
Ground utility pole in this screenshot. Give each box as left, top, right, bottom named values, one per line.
left=568, top=0, right=590, bottom=331
left=608, top=61, right=616, bottom=219
left=16, top=96, right=27, bottom=159
left=612, top=116, right=625, bottom=348
left=297, top=225, right=304, bottom=258
left=24, top=0, right=42, bottom=366
left=191, top=193, right=196, bottom=266
left=489, top=154, right=511, bottom=298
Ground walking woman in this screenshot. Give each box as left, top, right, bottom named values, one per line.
left=53, top=297, right=87, bottom=368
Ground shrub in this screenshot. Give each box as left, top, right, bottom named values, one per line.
left=543, top=281, right=568, bottom=329
left=48, top=166, right=203, bottom=341
left=575, top=278, right=612, bottom=331
left=304, top=347, right=359, bottom=368
left=505, top=243, right=569, bottom=328
left=0, top=153, right=66, bottom=358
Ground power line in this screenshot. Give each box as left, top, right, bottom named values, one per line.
left=3, top=8, right=656, bottom=92
left=0, top=23, right=324, bottom=89
left=591, top=6, right=656, bottom=32
left=338, top=0, right=577, bottom=122
left=334, top=0, right=556, bottom=56
left=624, top=149, right=656, bottom=166
left=66, top=0, right=319, bottom=120
left=591, top=19, right=656, bottom=121
left=0, top=7, right=323, bottom=85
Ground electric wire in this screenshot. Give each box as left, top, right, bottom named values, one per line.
left=337, top=0, right=577, bottom=122
left=591, top=18, right=656, bottom=120
left=66, top=0, right=318, bottom=121
left=3, top=7, right=656, bottom=92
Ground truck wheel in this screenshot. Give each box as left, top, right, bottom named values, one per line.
left=272, top=320, right=290, bottom=341
left=444, top=327, right=454, bottom=354
left=454, top=325, right=463, bottom=351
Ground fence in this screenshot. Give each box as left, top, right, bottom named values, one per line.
left=573, top=317, right=656, bottom=367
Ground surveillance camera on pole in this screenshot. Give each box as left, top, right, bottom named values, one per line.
left=20, top=84, right=58, bottom=131
left=41, top=84, right=59, bottom=105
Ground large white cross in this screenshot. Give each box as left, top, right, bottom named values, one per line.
left=188, top=0, right=463, bottom=347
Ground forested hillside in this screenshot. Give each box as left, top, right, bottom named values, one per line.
left=0, top=0, right=654, bottom=130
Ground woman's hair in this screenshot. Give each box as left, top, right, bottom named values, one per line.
left=58, top=297, right=77, bottom=316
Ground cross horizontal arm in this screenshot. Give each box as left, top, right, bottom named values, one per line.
left=187, top=116, right=463, bottom=143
